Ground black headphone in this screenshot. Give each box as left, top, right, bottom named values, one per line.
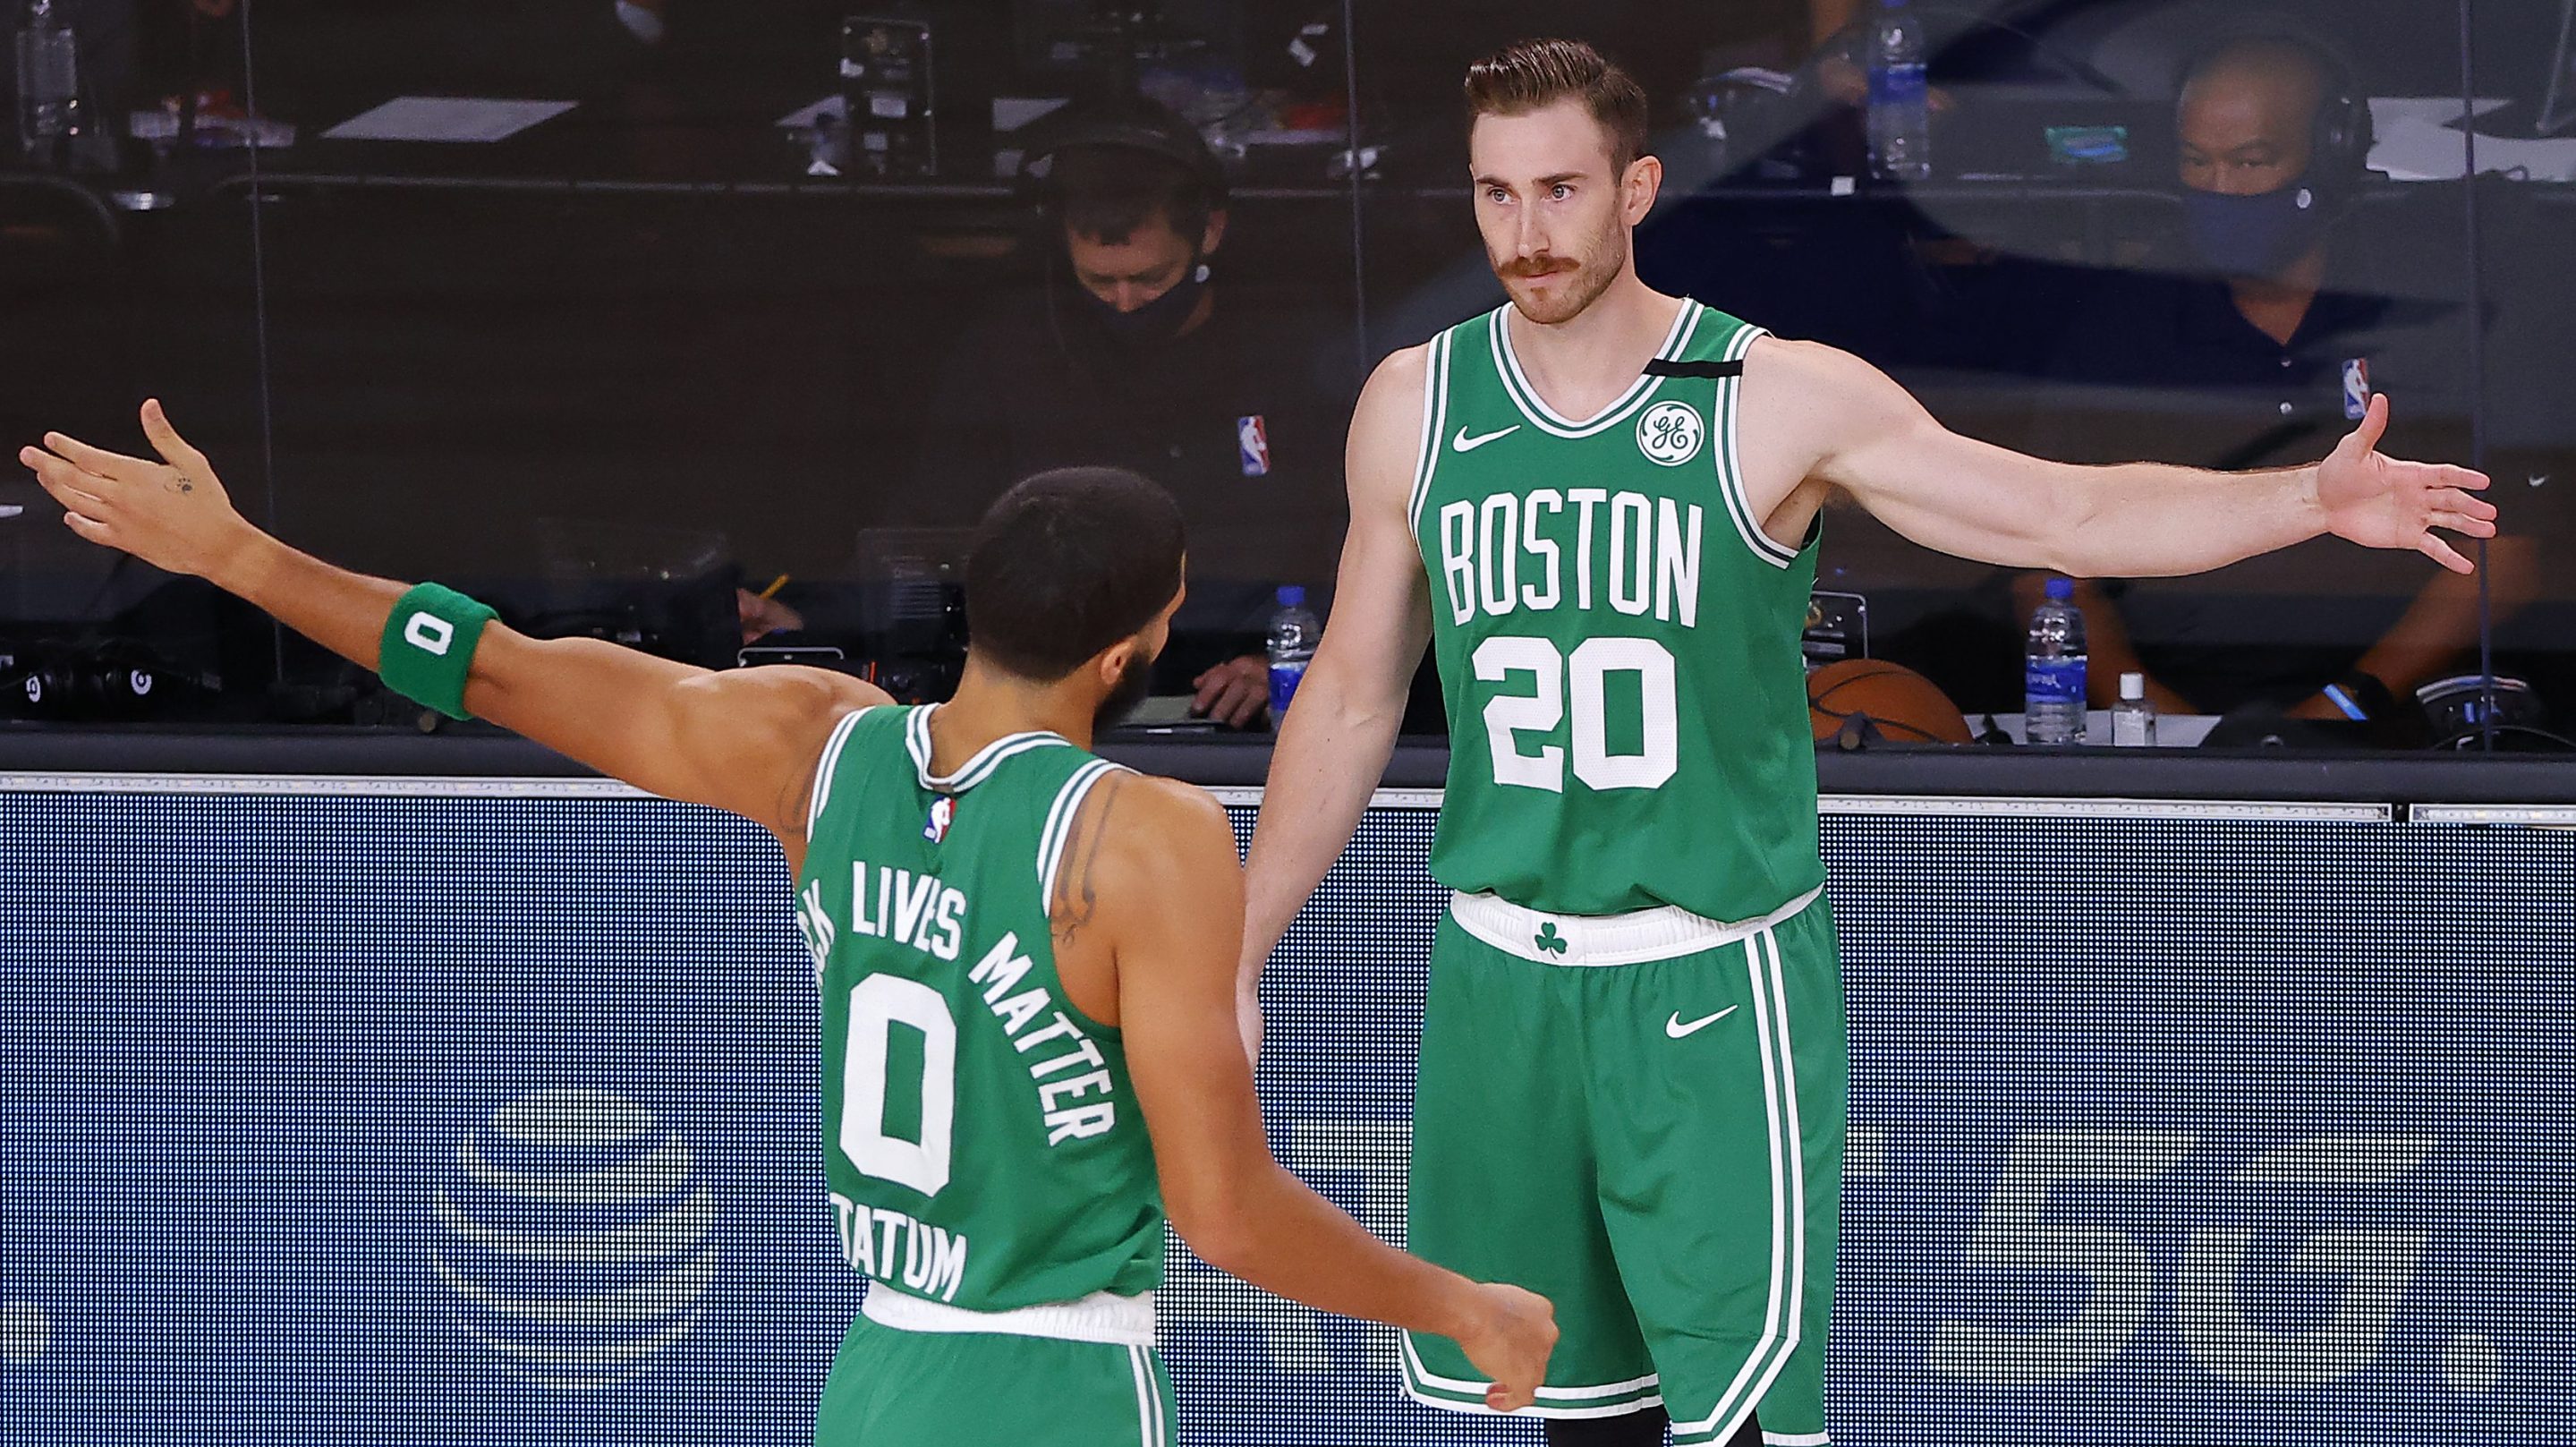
left=2172, top=17, right=2376, bottom=191
left=1016, top=95, right=1229, bottom=214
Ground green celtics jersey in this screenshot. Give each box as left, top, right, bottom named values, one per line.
left=794, top=704, right=1164, bottom=1314
left=1410, top=300, right=1826, bottom=921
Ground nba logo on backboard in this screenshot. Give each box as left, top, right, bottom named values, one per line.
left=924, top=796, right=956, bottom=844
left=2342, top=357, right=2372, bottom=421
left=1237, top=415, right=1271, bottom=477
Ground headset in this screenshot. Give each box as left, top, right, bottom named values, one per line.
left=1016, top=94, right=1229, bottom=219
left=2172, top=14, right=2376, bottom=191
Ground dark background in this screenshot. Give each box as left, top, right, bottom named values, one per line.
left=2, top=0, right=2571, bottom=733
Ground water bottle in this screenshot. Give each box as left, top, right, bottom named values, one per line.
left=1265, top=584, right=1319, bottom=720
left=13, top=0, right=81, bottom=166
left=1866, top=0, right=1930, bottom=183
left=2024, top=576, right=2087, bottom=745
left=2111, top=671, right=2158, bottom=747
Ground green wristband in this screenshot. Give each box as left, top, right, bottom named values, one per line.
left=379, top=583, right=497, bottom=720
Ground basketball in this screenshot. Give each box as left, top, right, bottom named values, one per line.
left=1807, top=660, right=1973, bottom=745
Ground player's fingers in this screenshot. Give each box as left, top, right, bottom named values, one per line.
left=2352, top=390, right=2390, bottom=451
left=22, top=451, right=110, bottom=513
left=2419, top=533, right=2473, bottom=575
left=2435, top=511, right=2499, bottom=540
left=139, top=398, right=211, bottom=474
left=61, top=509, right=112, bottom=545
left=2434, top=488, right=2499, bottom=522
left=40, top=430, right=157, bottom=486
left=1219, top=680, right=1265, bottom=727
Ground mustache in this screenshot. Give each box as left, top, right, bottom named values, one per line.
left=1501, top=256, right=1576, bottom=278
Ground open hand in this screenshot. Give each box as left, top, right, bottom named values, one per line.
left=19, top=400, right=259, bottom=580
left=1454, top=1281, right=1558, bottom=1413
left=2317, top=393, right=2497, bottom=574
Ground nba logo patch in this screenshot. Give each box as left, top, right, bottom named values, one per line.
left=1237, top=414, right=1271, bottom=477
left=923, top=796, right=956, bottom=844
left=2342, top=357, right=2372, bottom=421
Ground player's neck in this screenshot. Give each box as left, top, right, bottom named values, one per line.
left=935, top=660, right=1101, bottom=761
left=1505, top=272, right=1682, bottom=415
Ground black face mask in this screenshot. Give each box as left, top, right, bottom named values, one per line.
left=2181, top=179, right=2334, bottom=278
left=1081, top=259, right=1210, bottom=346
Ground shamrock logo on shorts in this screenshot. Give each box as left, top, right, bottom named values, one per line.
left=1535, top=923, right=1569, bottom=957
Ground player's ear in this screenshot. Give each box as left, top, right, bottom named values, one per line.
left=1200, top=209, right=1228, bottom=258
left=1624, top=154, right=1662, bottom=223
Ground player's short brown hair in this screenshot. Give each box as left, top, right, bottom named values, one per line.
left=1463, top=38, right=1651, bottom=174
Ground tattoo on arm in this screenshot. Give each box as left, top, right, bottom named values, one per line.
left=1051, top=774, right=1124, bottom=947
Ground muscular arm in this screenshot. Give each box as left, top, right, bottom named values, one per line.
left=1236, top=348, right=1434, bottom=1058
left=1739, top=338, right=2496, bottom=580
left=23, top=404, right=888, bottom=852
left=1090, top=777, right=1549, bottom=1405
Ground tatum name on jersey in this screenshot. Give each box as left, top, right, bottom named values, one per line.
left=1411, top=299, right=1829, bottom=923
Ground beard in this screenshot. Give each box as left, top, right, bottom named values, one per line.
left=1092, top=645, right=1157, bottom=732
left=1492, top=211, right=1628, bottom=326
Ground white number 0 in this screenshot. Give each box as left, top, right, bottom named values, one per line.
left=840, top=975, right=957, bottom=1197
left=1473, top=634, right=1678, bottom=793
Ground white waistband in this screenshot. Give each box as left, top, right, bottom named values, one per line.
left=862, top=1286, right=1157, bottom=1347
left=1448, top=884, right=1823, bottom=966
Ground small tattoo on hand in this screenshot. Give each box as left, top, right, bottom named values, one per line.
left=166, top=479, right=192, bottom=494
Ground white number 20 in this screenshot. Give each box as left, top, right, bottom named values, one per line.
left=1472, top=634, right=1678, bottom=793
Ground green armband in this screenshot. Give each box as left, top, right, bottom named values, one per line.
left=379, top=583, right=497, bottom=719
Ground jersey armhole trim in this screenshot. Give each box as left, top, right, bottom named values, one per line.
left=1038, top=757, right=1129, bottom=907
left=1406, top=330, right=1455, bottom=533
left=803, top=706, right=877, bottom=840
left=1713, top=324, right=1799, bottom=569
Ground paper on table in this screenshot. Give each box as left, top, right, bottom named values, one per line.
left=2371, top=114, right=2576, bottom=183
left=324, top=97, right=577, bottom=144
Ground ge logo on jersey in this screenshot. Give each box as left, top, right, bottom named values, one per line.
left=1637, top=400, right=1704, bottom=466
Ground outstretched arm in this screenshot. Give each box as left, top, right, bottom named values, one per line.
left=1744, top=338, right=2498, bottom=579
left=1094, top=775, right=1554, bottom=1410
left=22, top=403, right=888, bottom=849
left=1237, top=346, right=1434, bottom=1059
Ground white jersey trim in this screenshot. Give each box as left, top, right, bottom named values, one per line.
left=905, top=703, right=1069, bottom=794
left=862, top=1284, right=1157, bottom=1347
left=1492, top=298, right=1699, bottom=438
left=1407, top=328, right=1457, bottom=533
left=803, top=707, right=876, bottom=840
left=1446, top=884, right=1822, bottom=966
left=1712, top=323, right=1798, bottom=570
left=1039, top=757, right=1129, bottom=904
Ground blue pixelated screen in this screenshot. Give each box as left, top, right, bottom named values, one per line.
left=1, top=780, right=2567, bottom=1444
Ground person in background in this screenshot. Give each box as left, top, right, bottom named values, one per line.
left=903, top=96, right=1353, bottom=730
left=2024, top=21, right=2531, bottom=729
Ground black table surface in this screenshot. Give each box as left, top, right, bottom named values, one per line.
left=4, top=722, right=2572, bottom=805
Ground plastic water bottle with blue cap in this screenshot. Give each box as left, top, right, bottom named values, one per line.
left=2024, top=575, right=2087, bottom=745
left=1266, top=585, right=1319, bottom=720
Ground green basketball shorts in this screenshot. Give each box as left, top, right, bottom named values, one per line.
left=1401, top=886, right=1845, bottom=1447
left=816, top=1289, right=1173, bottom=1447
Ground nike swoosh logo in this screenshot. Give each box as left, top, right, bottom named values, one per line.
left=1452, top=423, right=1521, bottom=453
left=1665, top=1007, right=1739, bottom=1039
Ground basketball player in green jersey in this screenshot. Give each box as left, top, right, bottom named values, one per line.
left=1237, top=38, right=2495, bottom=1447
left=20, top=423, right=1558, bottom=1443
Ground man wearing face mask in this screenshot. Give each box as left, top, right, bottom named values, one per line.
left=905, top=97, right=1353, bottom=729
left=2021, top=20, right=2530, bottom=732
